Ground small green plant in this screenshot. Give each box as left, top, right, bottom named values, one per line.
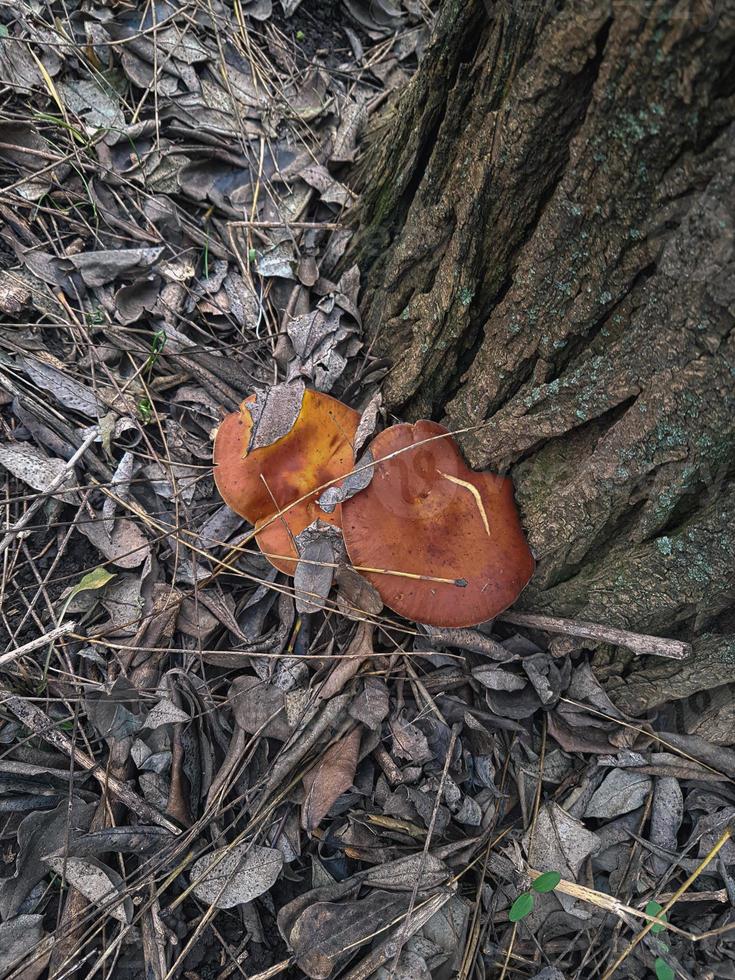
left=654, top=959, right=674, bottom=980
left=645, top=901, right=674, bottom=980
left=509, top=871, right=562, bottom=922
left=60, top=566, right=115, bottom=620
left=296, top=29, right=305, bottom=41
left=143, top=329, right=167, bottom=374
left=137, top=397, right=154, bottom=424
left=32, top=110, right=86, bottom=144
left=86, top=306, right=105, bottom=325
left=136, top=329, right=166, bottom=423
left=646, top=900, right=668, bottom=935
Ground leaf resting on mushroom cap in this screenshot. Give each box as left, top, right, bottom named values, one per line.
left=341, top=420, right=535, bottom=628
left=213, top=388, right=359, bottom=574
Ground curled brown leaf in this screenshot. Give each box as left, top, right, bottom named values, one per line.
left=302, top=726, right=362, bottom=832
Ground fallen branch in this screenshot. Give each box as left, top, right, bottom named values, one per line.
left=228, top=219, right=343, bottom=230
left=499, top=611, right=690, bottom=660
left=0, top=621, right=77, bottom=669
left=0, top=680, right=181, bottom=834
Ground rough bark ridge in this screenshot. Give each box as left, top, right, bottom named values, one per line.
left=352, top=0, right=735, bottom=689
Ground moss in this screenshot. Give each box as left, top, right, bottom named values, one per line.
left=369, top=177, right=399, bottom=229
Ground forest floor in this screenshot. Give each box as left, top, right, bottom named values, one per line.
left=0, top=2, right=734, bottom=979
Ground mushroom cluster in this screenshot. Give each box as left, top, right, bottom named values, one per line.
left=213, top=389, right=534, bottom=627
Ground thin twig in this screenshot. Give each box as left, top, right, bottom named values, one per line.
left=228, top=219, right=343, bottom=229
left=527, top=869, right=693, bottom=940
left=0, top=621, right=77, bottom=668
left=387, top=723, right=460, bottom=977
left=0, top=427, right=99, bottom=558
left=498, top=923, right=517, bottom=980
left=242, top=961, right=292, bottom=980
left=600, top=826, right=732, bottom=978
left=0, top=680, right=181, bottom=834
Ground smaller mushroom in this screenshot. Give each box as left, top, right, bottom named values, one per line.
left=213, top=389, right=359, bottom=574
left=341, top=420, right=534, bottom=627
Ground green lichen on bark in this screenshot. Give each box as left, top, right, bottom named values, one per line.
left=520, top=484, right=735, bottom=634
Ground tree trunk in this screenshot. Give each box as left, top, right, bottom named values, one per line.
left=352, top=0, right=735, bottom=703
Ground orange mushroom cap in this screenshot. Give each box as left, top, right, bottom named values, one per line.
left=213, top=389, right=359, bottom=575
left=341, top=421, right=534, bottom=628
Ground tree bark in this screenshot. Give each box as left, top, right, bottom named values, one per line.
left=351, top=0, right=735, bottom=689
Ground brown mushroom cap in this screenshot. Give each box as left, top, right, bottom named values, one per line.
left=213, top=389, right=358, bottom=574
left=341, top=421, right=534, bottom=627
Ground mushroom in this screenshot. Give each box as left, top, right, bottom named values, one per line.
left=340, top=420, right=534, bottom=627
left=213, top=389, right=359, bottom=574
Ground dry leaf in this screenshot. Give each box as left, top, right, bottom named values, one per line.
left=523, top=803, right=600, bottom=917
left=247, top=380, right=305, bottom=451
left=230, top=675, right=292, bottom=741
left=190, top=843, right=283, bottom=909
left=319, top=622, right=374, bottom=700
left=290, top=889, right=412, bottom=978
left=0, top=441, right=77, bottom=502
left=0, top=915, right=45, bottom=978
left=43, top=855, right=131, bottom=923
left=78, top=513, right=150, bottom=568
left=67, top=247, right=164, bottom=288
left=302, top=726, right=362, bottom=832
left=584, top=769, right=653, bottom=819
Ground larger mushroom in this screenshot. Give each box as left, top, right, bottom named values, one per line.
left=213, top=389, right=359, bottom=574
left=341, top=420, right=534, bottom=627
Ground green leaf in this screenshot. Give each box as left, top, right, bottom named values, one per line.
left=68, top=566, right=116, bottom=601
left=508, top=892, right=534, bottom=922
left=654, top=957, right=674, bottom=980
left=61, top=566, right=115, bottom=619
left=532, top=871, right=561, bottom=894
left=0, top=24, right=9, bottom=38
left=645, top=900, right=667, bottom=934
